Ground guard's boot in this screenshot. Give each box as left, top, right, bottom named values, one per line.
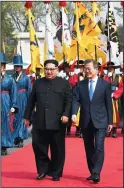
left=1, top=147, right=7, bottom=156
left=14, top=138, right=19, bottom=146
left=112, top=127, right=117, bottom=138
left=18, top=139, right=24, bottom=148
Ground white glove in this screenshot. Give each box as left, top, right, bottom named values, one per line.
left=72, top=114, right=77, bottom=123
left=10, top=107, right=15, bottom=113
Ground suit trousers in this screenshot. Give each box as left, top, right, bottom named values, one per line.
left=32, top=125, right=66, bottom=177
left=81, top=119, right=107, bottom=175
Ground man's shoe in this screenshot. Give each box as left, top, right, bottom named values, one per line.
left=36, top=173, right=46, bottom=180
left=52, top=176, right=60, bottom=181
left=86, top=175, right=93, bottom=180
left=92, top=173, right=100, bottom=183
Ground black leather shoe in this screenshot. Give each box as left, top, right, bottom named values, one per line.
left=36, top=173, right=46, bottom=180
left=92, top=173, right=100, bottom=183
left=52, top=176, right=60, bottom=181
left=86, top=175, right=93, bottom=180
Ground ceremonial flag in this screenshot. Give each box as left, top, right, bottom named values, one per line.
left=44, top=3, right=55, bottom=60
left=61, top=6, right=71, bottom=60
left=54, top=9, right=63, bottom=63
left=104, top=2, right=120, bottom=60
left=25, top=1, right=41, bottom=74
left=68, top=2, right=101, bottom=62
left=92, top=2, right=100, bottom=21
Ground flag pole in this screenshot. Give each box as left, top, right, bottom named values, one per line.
left=63, top=53, right=66, bottom=63
left=95, top=45, right=97, bottom=61
left=77, top=41, right=80, bottom=68
left=107, top=2, right=111, bottom=63
left=75, top=2, right=80, bottom=68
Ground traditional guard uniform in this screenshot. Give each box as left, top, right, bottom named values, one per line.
left=12, top=55, right=32, bottom=147
left=1, top=52, right=18, bottom=155
left=104, top=61, right=123, bottom=137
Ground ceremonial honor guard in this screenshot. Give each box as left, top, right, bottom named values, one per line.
left=1, top=52, right=18, bottom=155
left=12, top=55, right=32, bottom=147
left=98, top=62, right=104, bottom=78
left=104, top=62, right=123, bottom=137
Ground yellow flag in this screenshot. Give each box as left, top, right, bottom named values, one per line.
left=87, top=43, right=106, bottom=65
left=68, top=2, right=101, bottom=62
left=77, top=2, right=101, bottom=37
left=25, top=8, right=41, bottom=74
left=92, top=2, right=100, bottom=20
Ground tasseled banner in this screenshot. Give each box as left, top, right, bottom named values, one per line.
left=25, top=1, right=33, bottom=9
left=59, top=1, right=66, bottom=7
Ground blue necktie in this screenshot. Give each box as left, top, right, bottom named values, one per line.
left=89, top=80, right=94, bottom=101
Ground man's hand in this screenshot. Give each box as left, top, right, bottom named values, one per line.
left=72, top=114, right=77, bottom=123
left=61, top=116, right=69, bottom=124
left=107, top=125, right=113, bottom=133
left=7, top=111, right=13, bottom=116
left=7, top=107, right=15, bottom=116
left=24, top=119, right=30, bottom=128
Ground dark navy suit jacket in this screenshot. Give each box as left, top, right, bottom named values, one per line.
left=72, top=78, right=113, bottom=129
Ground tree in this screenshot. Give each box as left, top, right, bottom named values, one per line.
left=117, top=25, right=123, bottom=52
left=1, top=2, right=123, bottom=60
left=1, top=2, right=18, bottom=61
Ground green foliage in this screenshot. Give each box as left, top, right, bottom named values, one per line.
left=117, top=26, right=123, bottom=51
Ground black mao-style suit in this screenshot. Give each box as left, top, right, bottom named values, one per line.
left=72, top=77, right=113, bottom=175
left=24, top=76, right=72, bottom=177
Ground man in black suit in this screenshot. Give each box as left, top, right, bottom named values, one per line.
left=24, top=59, right=72, bottom=181
left=72, top=59, right=113, bottom=183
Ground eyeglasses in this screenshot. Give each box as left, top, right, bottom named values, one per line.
left=44, top=68, right=57, bottom=72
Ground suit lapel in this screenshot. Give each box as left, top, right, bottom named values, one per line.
left=91, top=78, right=101, bottom=102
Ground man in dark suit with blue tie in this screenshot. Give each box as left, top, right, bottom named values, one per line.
left=72, top=59, right=113, bottom=183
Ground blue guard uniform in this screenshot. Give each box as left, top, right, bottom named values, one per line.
left=1, top=52, right=18, bottom=155
left=12, top=55, right=32, bottom=147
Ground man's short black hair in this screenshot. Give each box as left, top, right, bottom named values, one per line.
left=44, top=59, right=58, bottom=67
left=84, top=59, right=98, bottom=69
